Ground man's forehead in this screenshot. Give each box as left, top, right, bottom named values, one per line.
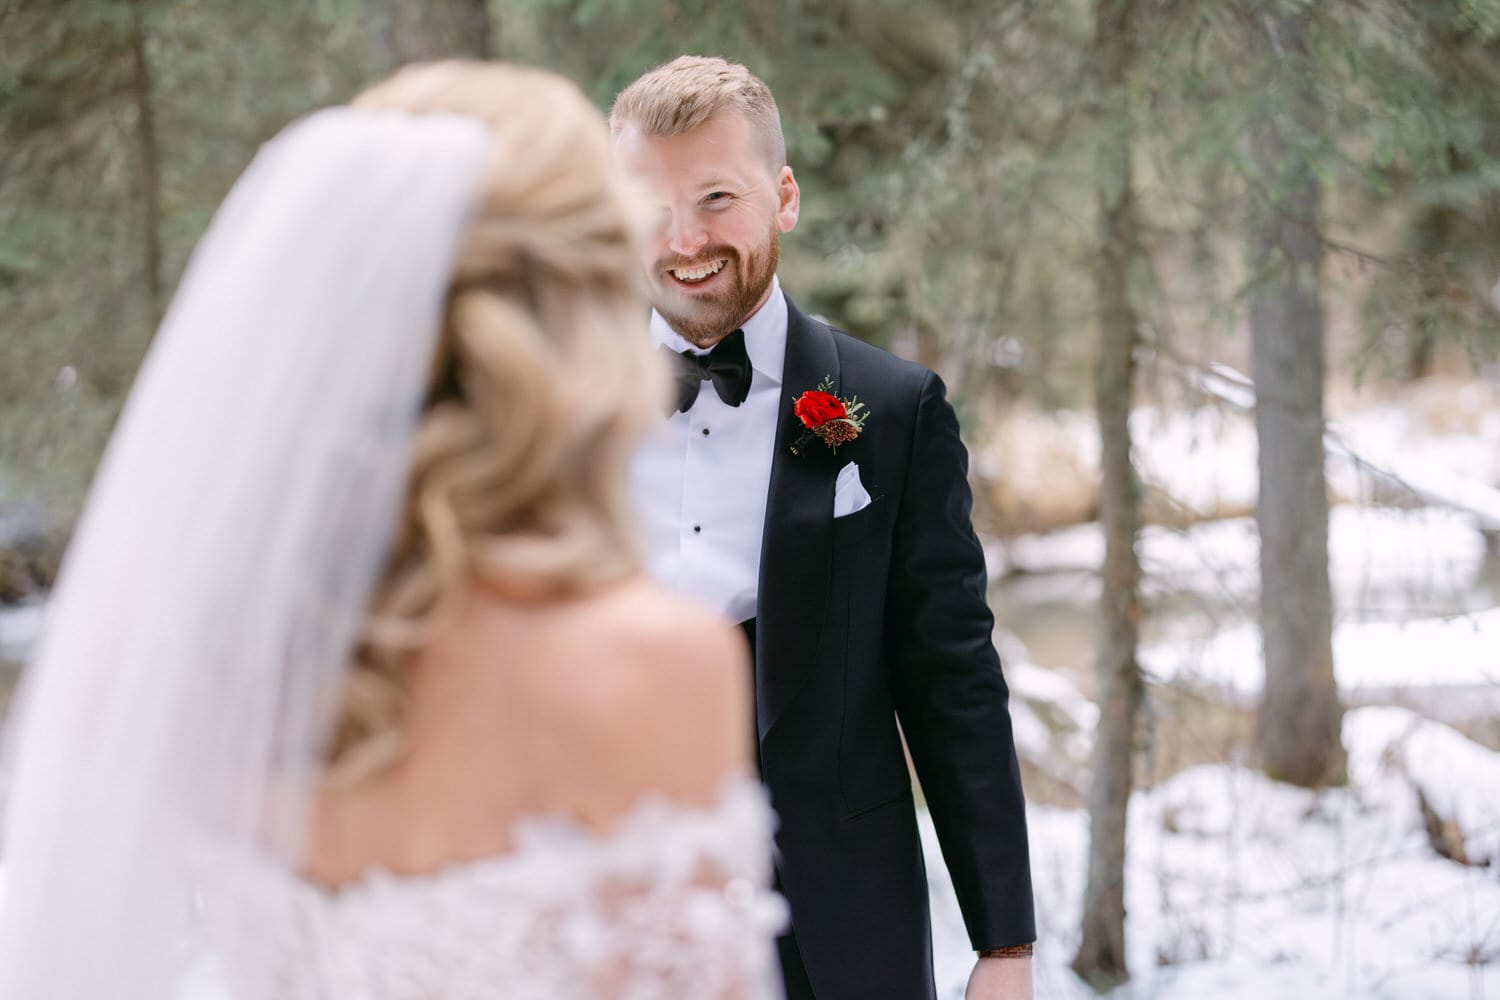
left=614, top=120, right=763, bottom=183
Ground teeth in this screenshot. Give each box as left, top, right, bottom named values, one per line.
left=672, top=260, right=725, bottom=282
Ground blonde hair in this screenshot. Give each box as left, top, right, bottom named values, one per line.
left=609, top=55, right=786, bottom=169
left=327, top=61, right=662, bottom=782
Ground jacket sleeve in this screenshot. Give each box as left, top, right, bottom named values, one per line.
left=884, top=369, right=1036, bottom=949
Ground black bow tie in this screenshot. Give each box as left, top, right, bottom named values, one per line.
left=663, top=329, right=753, bottom=414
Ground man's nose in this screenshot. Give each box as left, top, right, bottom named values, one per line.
left=666, top=212, right=708, bottom=258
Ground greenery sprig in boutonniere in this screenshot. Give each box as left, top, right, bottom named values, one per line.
left=790, top=376, right=869, bottom=455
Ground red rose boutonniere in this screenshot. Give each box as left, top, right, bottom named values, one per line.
left=791, top=375, right=869, bottom=455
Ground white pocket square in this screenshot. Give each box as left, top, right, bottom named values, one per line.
left=833, top=460, right=873, bottom=518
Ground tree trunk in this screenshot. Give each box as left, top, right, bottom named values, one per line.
left=366, top=0, right=491, bottom=75
left=1072, top=0, right=1144, bottom=990
left=127, top=0, right=163, bottom=326
left=1247, top=7, right=1344, bottom=788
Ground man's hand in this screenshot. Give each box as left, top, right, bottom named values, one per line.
left=964, top=956, right=1033, bottom=1000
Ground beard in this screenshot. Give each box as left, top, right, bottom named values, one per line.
left=651, top=227, right=780, bottom=348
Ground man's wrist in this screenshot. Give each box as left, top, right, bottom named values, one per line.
left=977, top=943, right=1034, bottom=959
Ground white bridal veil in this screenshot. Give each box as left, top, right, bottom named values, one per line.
left=0, top=107, right=493, bottom=997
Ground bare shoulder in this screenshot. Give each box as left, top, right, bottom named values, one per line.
left=565, top=578, right=753, bottom=803
left=590, top=578, right=747, bottom=677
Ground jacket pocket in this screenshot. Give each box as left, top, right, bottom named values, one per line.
left=840, top=786, right=913, bottom=824
left=830, top=494, right=890, bottom=548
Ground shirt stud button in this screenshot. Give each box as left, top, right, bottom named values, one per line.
left=693, top=525, right=702, bottom=533
left=702, top=428, right=711, bottom=436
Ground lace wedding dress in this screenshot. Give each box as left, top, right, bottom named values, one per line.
left=197, top=779, right=788, bottom=999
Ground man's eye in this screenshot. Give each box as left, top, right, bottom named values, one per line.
left=703, top=191, right=732, bottom=204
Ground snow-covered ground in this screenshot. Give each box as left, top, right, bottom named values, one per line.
left=925, top=705, right=1500, bottom=999
left=953, top=391, right=1500, bottom=998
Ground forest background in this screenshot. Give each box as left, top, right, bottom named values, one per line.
left=5, top=0, right=1496, bottom=531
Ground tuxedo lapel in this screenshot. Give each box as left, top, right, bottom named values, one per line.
left=755, top=298, right=841, bottom=742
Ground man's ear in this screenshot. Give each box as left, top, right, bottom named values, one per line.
left=775, top=165, right=800, bottom=234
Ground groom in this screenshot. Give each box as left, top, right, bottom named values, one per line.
left=616, top=56, right=1035, bottom=1000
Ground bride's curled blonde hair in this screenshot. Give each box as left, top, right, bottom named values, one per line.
left=328, top=61, right=661, bottom=782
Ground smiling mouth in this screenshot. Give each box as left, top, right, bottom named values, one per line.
left=669, top=259, right=727, bottom=285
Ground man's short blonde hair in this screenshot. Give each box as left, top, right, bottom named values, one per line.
left=609, top=55, right=786, bottom=169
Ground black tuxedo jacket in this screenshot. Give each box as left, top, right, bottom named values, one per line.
left=751, top=298, right=1034, bottom=998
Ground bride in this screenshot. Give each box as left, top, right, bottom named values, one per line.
left=0, top=61, right=785, bottom=998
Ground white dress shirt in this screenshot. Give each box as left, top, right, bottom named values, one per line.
left=629, top=277, right=787, bottom=624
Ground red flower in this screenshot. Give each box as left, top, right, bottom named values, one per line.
left=794, top=391, right=847, bottom=428
left=789, top=376, right=871, bottom=456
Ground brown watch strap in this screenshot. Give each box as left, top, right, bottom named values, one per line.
left=978, top=944, right=1034, bottom=959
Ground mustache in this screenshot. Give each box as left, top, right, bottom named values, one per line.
left=657, top=247, right=739, bottom=272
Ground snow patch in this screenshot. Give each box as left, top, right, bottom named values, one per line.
left=925, top=707, right=1500, bottom=998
